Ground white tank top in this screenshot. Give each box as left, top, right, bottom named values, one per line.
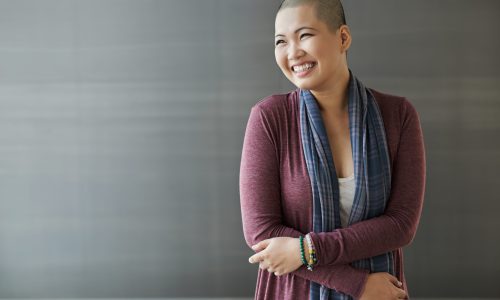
left=338, top=173, right=355, bottom=228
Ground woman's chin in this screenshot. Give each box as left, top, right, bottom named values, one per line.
left=284, top=73, right=318, bottom=90
left=293, top=81, right=316, bottom=90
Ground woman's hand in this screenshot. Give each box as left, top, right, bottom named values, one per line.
left=248, top=237, right=303, bottom=276
left=359, top=272, right=407, bottom=300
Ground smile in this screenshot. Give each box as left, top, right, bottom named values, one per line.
left=292, top=62, right=315, bottom=72
left=291, top=62, right=317, bottom=77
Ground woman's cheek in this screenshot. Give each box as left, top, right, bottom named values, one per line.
left=275, top=54, right=284, bottom=70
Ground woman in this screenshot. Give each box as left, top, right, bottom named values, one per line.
left=239, top=1, right=426, bottom=299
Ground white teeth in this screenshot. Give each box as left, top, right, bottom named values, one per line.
left=293, top=63, right=315, bottom=73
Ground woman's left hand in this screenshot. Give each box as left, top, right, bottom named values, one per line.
left=248, top=237, right=303, bottom=276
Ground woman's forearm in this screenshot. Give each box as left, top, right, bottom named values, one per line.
left=308, top=99, right=426, bottom=267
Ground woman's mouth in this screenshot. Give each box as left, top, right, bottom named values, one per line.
left=292, top=62, right=317, bottom=78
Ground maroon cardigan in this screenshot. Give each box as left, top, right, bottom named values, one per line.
left=239, top=88, right=426, bottom=299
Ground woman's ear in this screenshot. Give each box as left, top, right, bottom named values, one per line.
left=339, top=25, right=352, bottom=52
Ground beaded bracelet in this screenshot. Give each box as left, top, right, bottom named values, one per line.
left=305, top=234, right=317, bottom=264
left=305, top=233, right=317, bottom=270
left=299, top=235, right=308, bottom=266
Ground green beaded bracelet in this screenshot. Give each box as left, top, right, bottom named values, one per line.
left=299, top=235, right=308, bottom=266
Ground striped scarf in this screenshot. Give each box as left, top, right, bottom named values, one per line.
left=299, top=70, right=395, bottom=300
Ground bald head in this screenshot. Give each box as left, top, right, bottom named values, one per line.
left=277, top=0, right=346, bottom=33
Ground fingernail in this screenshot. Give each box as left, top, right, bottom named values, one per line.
left=251, top=245, right=257, bottom=249
left=249, top=258, right=253, bottom=263
left=398, top=281, right=403, bottom=286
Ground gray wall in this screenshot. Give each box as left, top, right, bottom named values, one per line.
left=0, top=0, right=498, bottom=298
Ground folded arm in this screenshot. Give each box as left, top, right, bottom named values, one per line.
left=308, top=98, right=427, bottom=266
left=239, top=105, right=369, bottom=298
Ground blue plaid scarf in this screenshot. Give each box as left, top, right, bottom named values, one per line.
left=300, top=70, right=395, bottom=300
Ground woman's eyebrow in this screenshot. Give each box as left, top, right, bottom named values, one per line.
left=275, top=26, right=318, bottom=37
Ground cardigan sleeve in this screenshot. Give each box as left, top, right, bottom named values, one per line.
left=308, top=98, right=426, bottom=267
left=239, top=105, right=369, bottom=299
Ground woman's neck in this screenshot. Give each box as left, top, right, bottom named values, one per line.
left=310, top=67, right=350, bottom=116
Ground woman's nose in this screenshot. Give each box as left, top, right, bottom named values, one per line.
left=287, top=43, right=305, bottom=60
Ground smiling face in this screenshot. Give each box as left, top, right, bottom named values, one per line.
left=274, top=4, right=351, bottom=92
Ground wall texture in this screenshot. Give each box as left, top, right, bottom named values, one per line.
left=0, top=0, right=499, bottom=298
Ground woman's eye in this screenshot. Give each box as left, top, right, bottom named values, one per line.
left=300, top=33, right=313, bottom=39
left=275, top=40, right=285, bottom=46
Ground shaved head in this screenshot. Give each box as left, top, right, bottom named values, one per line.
left=277, top=0, right=346, bottom=33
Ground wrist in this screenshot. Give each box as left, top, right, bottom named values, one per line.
left=299, top=234, right=317, bottom=271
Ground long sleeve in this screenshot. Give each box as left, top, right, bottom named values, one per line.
left=239, top=105, right=369, bottom=299
left=308, top=98, right=426, bottom=267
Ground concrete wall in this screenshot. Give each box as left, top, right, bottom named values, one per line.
left=0, top=0, right=499, bottom=297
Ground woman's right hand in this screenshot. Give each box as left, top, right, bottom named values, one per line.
left=359, top=272, right=407, bottom=300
